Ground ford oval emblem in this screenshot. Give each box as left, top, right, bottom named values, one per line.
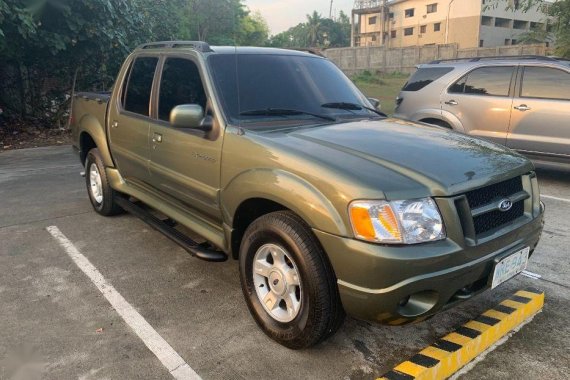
left=498, top=199, right=513, bottom=212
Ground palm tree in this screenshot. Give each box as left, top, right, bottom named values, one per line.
left=306, top=11, right=322, bottom=47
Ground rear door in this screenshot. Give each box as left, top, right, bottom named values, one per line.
left=507, top=65, right=570, bottom=158
left=441, top=65, right=516, bottom=146
left=148, top=55, right=224, bottom=222
left=108, top=56, right=158, bottom=183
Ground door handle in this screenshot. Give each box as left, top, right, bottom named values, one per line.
left=445, top=100, right=458, bottom=106
left=514, top=104, right=531, bottom=112
left=152, top=133, right=163, bottom=143
left=111, top=121, right=119, bottom=129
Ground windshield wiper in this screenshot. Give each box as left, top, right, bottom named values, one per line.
left=321, top=102, right=387, bottom=117
left=239, top=108, right=336, bottom=122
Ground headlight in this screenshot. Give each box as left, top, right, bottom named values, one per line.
left=349, top=198, right=446, bottom=244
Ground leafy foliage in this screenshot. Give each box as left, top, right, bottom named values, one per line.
left=0, top=0, right=269, bottom=126
left=269, top=11, right=351, bottom=49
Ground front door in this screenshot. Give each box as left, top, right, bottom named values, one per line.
left=108, top=56, right=159, bottom=183
left=441, top=65, right=516, bottom=146
left=148, top=56, right=224, bottom=222
left=507, top=65, right=570, bottom=158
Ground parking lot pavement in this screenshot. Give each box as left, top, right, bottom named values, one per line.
left=1, top=146, right=569, bottom=380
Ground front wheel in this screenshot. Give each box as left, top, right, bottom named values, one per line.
left=239, top=211, right=345, bottom=349
left=85, top=148, right=123, bottom=216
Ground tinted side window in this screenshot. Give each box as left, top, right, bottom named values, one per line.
left=402, top=67, right=454, bottom=91
left=158, top=58, right=207, bottom=121
left=449, top=66, right=514, bottom=96
left=124, top=57, right=158, bottom=116
left=521, top=67, right=570, bottom=100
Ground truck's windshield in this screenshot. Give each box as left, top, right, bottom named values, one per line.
left=208, top=53, right=377, bottom=126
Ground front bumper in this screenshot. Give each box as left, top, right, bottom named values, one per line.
left=314, top=204, right=544, bottom=325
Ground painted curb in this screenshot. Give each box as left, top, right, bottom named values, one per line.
left=378, top=288, right=545, bottom=380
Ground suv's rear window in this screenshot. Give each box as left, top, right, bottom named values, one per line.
left=402, top=67, right=453, bottom=91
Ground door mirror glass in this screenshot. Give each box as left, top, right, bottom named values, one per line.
left=170, top=104, right=211, bottom=130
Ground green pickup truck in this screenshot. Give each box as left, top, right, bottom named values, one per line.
left=70, top=41, right=544, bottom=349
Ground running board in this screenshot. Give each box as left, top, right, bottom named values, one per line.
left=115, top=197, right=228, bottom=262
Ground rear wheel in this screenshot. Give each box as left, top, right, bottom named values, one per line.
left=239, top=211, right=345, bottom=349
left=85, top=148, right=123, bottom=216
left=421, top=118, right=452, bottom=129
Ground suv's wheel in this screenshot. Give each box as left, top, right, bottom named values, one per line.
left=85, top=148, right=123, bottom=216
left=239, top=211, right=345, bottom=349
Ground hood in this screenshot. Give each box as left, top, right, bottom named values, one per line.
left=278, top=118, right=532, bottom=199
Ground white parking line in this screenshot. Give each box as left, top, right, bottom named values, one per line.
left=541, top=194, right=570, bottom=204
left=46, top=226, right=201, bottom=380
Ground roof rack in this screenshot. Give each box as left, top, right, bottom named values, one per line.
left=136, top=41, right=213, bottom=53
left=429, top=55, right=561, bottom=64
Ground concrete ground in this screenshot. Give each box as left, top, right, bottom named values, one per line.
left=1, top=146, right=568, bottom=380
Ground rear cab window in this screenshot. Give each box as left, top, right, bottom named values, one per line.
left=122, top=56, right=159, bottom=116
left=402, top=67, right=454, bottom=91
left=449, top=66, right=515, bottom=97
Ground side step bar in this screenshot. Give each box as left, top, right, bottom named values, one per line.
left=115, top=197, right=228, bottom=262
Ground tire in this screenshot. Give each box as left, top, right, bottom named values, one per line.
left=422, top=119, right=452, bottom=129
left=85, top=148, right=123, bottom=216
left=239, top=211, right=345, bottom=349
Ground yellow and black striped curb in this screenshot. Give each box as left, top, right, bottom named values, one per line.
left=377, top=288, right=544, bottom=380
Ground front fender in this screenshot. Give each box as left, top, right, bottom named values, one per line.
left=78, top=114, right=114, bottom=167
left=221, top=169, right=348, bottom=237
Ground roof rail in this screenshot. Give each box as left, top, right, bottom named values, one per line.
left=289, top=48, right=326, bottom=57
left=136, top=41, right=213, bottom=53
left=429, top=55, right=560, bottom=64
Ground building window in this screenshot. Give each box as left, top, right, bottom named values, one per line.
left=420, top=25, right=427, bottom=33
left=389, top=12, right=394, bottom=19
left=495, top=17, right=512, bottom=28
left=404, top=27, right=414, bottom=36
left=369, top=16, right=377, bottom=25
left=391, top=30, right=397, bottom=38
left=481, top=16, right=494, bottom=26
left=434, top=23, right=441, bottom=32
left=427, top=3, right=438, bottom=13
left=372, top=34, right=377, bottom=42
left=504, top=39, right=511, bottom=45
left=405, top=8, right=415, bottom=18
left=479, top=40, right=484, bottom=47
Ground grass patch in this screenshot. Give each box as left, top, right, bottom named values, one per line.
left=352, top=71, right=409, bottom=116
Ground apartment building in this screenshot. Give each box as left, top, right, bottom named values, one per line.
left=351, top=0, right=552, bottom=48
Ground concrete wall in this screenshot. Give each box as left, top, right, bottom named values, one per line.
left=324, top=43, right=550, bottom=75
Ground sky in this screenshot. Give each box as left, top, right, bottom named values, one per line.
left=245, top=0, right=355, bottom=35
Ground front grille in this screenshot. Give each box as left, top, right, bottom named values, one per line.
left=465, top=176, right=525, bottom=236
left=465, top=176, right=523, bottom=209
left=473, top=201, right=524, bottom=235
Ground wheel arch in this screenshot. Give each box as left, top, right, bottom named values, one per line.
left=224, top=169, right=348, bottom=259
left=77, top=114, right=114, bottom=167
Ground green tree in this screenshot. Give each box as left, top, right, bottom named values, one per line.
left=550, top=0, right=570, bottom=57
left=238, top=11, right=269, bottom=46
left=306, top=11, right=322, bottom=47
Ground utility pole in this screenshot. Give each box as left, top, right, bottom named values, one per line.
left=330, top=0, right=334, bottom=19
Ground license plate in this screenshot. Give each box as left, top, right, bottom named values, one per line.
left=491, top=247, right=530, bottom=289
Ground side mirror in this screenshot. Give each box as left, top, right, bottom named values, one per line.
left=170, top=104, right=212, bottom=131
left=368, top=97, right=381, bottom=110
